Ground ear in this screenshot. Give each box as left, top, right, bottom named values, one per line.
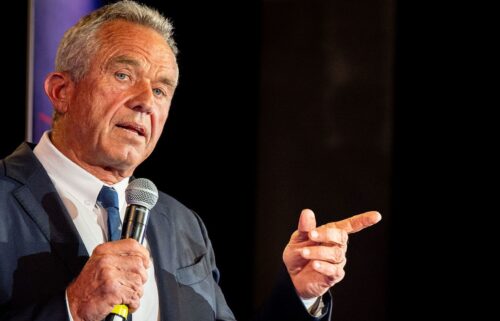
left=44, top=72, right=74, bottom=114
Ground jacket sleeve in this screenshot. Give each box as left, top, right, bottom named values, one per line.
left=252, top=267, right=332, bottom=321
left=191, top=209, right=332, bottom=321
left=0, top=292, right=70, bottom=321
left=0, top=159, right=72, bottom=321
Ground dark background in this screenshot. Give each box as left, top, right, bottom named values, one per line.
left=1, top=0, right=481, bottom=320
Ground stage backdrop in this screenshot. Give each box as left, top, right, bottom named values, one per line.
left=26, top=0, right=100, bottom=143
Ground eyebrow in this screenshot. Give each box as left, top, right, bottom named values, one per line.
left=158, top=76, right=177, bottom=88
left=107, top=55, right=178, bottom=88
left=107, top=55, right=141, bottom=68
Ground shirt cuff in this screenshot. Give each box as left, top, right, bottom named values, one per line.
left=301, top=296, right=325, bottom=317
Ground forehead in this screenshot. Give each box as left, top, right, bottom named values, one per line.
left=94, top=20, right=177, bottom=73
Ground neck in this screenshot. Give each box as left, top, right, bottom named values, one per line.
left=49, top=131, right=133, bottom=185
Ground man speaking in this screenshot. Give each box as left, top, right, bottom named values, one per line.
left=0, top=1, right=381, bottom=320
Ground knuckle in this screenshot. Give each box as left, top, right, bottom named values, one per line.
left=342, top=231, right=349, bottom=244
left=315, top=247, right=324, bottom=258
left=123, top=238, right=137, bottom=246
left=131, top=255, right=143, bottom=266
left=327, top=263, right=337, bottom=276
left=128, top=297, right=141, bottom=311
left=102, top=278, right=119, bottom=294
left=327, top=228, right=348, bottom=245
left=100, top=266, right=115, bottom=280
left=141, top=271, right=148, bottom=283
left=333, top=247, right=345, bottom=262
left=134, top=267, right=148, bottom=284
left=326, top=266, right=345, bottom=286
left=98, top=255, right=113, bottom=266
left=326, top=228, right=336, bottom=242
left=132, top=274, right=144, bottom=287
left=336, top=267, right=346, bottom=280
left=93, top=243, right=106, bottom=255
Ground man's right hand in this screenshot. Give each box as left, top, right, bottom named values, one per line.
left=67, top=239, right=150, bottom=321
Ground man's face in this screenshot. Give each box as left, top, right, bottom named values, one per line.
left=61, top=20, right=178, bottom=176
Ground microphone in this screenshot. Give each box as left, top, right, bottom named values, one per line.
left=105, top=178, right=159, bottom=321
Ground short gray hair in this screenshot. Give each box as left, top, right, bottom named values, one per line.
left=55, top=0, right=177, bottom=82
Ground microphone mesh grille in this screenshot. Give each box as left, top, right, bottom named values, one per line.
left=125, top=178, right=159, bottom=210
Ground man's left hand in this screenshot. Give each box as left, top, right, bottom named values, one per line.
left=283, top=209, right=382, bottom=299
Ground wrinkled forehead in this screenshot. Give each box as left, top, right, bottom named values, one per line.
left=95, top=19, right=172, bottom=54
left=93, top=20, right=179, bottom=81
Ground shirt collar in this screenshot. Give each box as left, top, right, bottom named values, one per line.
left=33, top=131, right=129, bottom=209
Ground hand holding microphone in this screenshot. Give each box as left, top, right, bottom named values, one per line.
left=106, top=178, right=158, bottom=321
left=67, top=179, right=158, bottom=321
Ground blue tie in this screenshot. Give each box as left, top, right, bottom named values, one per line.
left=98, top=187, right=134, bottom=321
left=98, top=186, right=121, bottom=241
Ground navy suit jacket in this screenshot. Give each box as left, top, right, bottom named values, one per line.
left=0, top=143, right=331, bottom=321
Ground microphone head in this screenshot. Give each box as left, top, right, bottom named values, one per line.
left=125, top=178, right=159, bottom=210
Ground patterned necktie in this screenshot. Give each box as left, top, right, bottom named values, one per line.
left=97, top=186, right=121, bottom=241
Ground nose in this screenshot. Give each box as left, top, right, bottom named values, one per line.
left=126, top=80, right=154, bottom=114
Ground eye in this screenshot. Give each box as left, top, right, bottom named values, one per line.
left=115, top=72, right=130, bottom=81
left=152, top=88, right=166, bottom=97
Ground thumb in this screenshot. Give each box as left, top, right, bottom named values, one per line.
left=298, top=209, right=317, bottom=233
left=290, top=209, right=317, bottom=243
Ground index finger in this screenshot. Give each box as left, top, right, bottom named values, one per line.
left=93, top=239, right=151, bottom=268
left=329, top=211, right=382, bottom=234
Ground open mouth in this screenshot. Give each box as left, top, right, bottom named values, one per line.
left=116, top=122, right=146, bottom=137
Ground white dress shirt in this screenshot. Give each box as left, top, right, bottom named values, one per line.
left=33, top=131, right=159, bottom=321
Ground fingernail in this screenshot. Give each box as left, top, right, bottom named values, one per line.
left=310, top=230, right=319, bottom=239
left=302, top=248, right=310, bottom=257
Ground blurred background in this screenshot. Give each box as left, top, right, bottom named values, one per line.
left=2, top=0, right=476, bottom=320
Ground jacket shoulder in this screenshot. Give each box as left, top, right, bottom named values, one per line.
left=155, top=191, right=204, bottom=228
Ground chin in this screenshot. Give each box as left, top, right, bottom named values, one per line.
left=105, top=149, right=143, bottom=170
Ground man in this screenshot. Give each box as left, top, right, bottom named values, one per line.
left=0, top=1, right=381, bottom=320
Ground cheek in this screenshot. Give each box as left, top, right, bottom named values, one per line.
left=150, top=110, right=169, bottom=138
left=72, top=93, right=102, bottom=123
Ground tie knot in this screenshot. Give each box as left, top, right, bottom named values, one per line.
left=97, top=185, right=119, bottom=210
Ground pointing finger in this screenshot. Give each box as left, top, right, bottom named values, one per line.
left=328, top=211, right=382, bottom=234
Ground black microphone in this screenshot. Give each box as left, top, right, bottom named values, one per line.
left=105, top=178, right=159, bottom=321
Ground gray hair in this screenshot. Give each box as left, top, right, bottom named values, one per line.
left=55, top=0, right=178, bottom=82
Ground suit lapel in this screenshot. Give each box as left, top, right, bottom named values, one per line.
left=6, top=143, right=89, bottom=277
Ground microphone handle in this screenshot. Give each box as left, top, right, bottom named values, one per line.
left=105, top=305, right=130, bottom=321
left=121, top=204, right=150, bottom=243
left=105, top=205, right=151, bottom=321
